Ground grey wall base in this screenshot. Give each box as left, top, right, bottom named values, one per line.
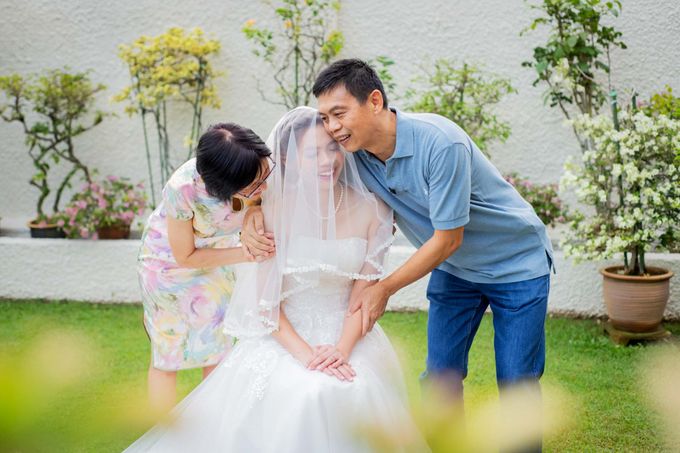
left=2, top=236, right=678, bottom=320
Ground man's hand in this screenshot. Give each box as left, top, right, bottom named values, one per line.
left=347, top=283, right=391, bottom=336
left=241, top=206, right=275, bottom=259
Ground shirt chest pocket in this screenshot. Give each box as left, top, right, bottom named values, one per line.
left=387, top=177, right=428, bottom=199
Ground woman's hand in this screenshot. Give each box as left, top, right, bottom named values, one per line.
left=241, top=245, right=258, bottom=263
left=322, top=363, right=355, bottom=382
left=308, top=345, right=355, bottom=382
left=290, top=345, right=354, bottom=383
left=241, top=206, right=276, bottom=259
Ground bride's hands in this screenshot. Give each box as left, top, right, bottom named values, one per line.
left=326, top=363, right=355, bottom=382
left=308, top=345, right=356, bottom=382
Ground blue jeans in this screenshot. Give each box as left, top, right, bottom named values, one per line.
left=423, top=269, right=550, bottom=393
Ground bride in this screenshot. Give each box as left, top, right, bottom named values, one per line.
left=124, top=107, right=426, bottom=452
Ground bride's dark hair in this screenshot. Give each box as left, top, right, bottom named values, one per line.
left=276, top=112, right=324, bottom=162
left=196, top=123, right=271, bottom=201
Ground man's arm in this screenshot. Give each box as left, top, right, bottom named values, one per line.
left=348, top=227, right=463, bottom=335
left=349, top=143, right=472, bottom=334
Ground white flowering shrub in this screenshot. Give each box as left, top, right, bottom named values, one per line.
left=560, top=110, right=680, bottom=275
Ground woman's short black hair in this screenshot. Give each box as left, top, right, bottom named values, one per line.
left=195, top=123, right=271, bottom=201
left=312, top=58, right=389, bottom=109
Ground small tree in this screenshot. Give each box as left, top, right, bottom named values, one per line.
left=521, top=0, right=627, bottom=150
left=243, top=0, right=344, bottom=108
left=0, top=69, right=106, bottom=222
left=115, top=27, right=222, bottom=203
left=404, top=59, right=516, bottom=155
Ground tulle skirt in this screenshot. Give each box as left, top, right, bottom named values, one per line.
left=124, top=324, right=425, bottom=452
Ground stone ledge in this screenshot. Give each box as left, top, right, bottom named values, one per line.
left=1, top=235, right=678, bottom=319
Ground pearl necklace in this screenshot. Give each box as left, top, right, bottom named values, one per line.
left=319, top=183, right=345, bottom=220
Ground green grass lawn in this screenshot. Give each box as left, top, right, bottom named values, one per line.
left=1, top=299, right=678, bottom=452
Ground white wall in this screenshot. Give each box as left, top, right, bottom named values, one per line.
left=1, top=0, right=679, bottom=225
left=1, top=1, right=678, bottom=316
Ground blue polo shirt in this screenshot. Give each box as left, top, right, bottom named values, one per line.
left=355, top=109, right=554, bottom=284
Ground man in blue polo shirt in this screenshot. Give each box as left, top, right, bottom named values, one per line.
left=311, top=59, right=553, bottom=402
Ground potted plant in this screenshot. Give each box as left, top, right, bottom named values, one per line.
left=0, top=69, right=106, bottom=238
left=58, top=176, right=147, bottom=239
left=561, top=99, right=679, bottom=333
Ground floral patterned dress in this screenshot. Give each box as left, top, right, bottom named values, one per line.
left=138, top=158, right=245, bottom=371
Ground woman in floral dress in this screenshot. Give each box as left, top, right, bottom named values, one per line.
left=138, top=123, right=274, bottom=413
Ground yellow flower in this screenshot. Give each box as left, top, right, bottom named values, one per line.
left=245, top=19, right=256, bottom=27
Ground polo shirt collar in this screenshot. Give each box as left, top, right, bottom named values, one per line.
left=389, top=108, right=414, bottom=160
left=359, top=108, right=413, bottom=163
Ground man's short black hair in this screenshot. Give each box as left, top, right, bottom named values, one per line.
left=312, top=58, right=389, bottom=109
left=195, top=123, right=271, bottom=201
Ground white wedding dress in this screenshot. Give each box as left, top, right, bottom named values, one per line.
left=125, top=237, right=424, bottom=452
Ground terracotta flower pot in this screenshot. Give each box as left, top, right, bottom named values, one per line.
left=27, top=220, right=65, bottom=239
left=97, top=224, right=131, bottom=240
left=600, top=265, right=674, bottom=333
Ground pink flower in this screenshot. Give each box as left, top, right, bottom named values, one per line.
left=56, top=219, right=65, bottom=227
left=80, top=228, right=89, bottom=238
left=107, top=175, right=119, bottom=182
left=76, top=200, right=87, bottom=209
left=98, top=198, right=108, bottom=209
